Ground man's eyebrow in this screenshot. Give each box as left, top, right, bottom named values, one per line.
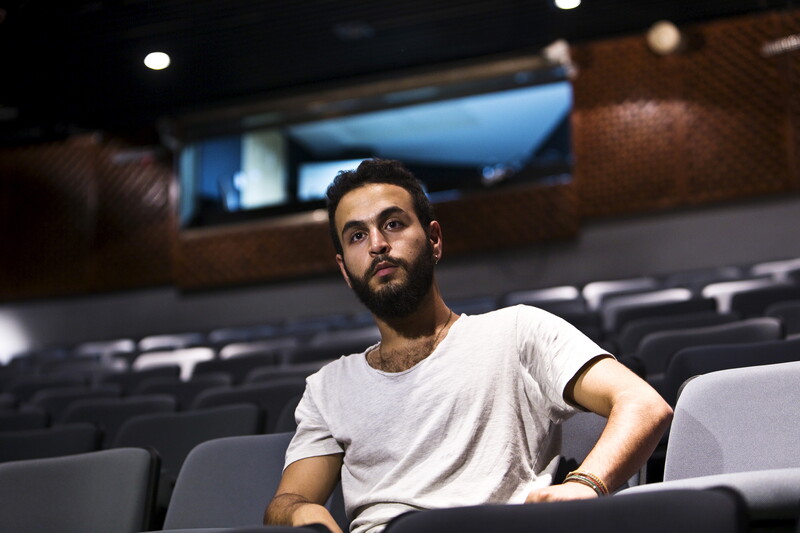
left=340, top=206, right=407, bottom=239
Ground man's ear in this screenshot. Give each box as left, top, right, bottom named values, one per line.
left=336, top=254, right=353, bottom=288
left=428, top=220, right=443, bottom=260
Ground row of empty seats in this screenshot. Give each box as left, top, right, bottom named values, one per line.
left=1, top=360, right=798, bottom=532
left=4, top=257, right=799, bottom=377
left=1, top=257, right=799, bottom=530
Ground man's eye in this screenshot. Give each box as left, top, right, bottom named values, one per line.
left=350, top=231, right=365, bottom=242
left=386, top=220, right=403, bottom=230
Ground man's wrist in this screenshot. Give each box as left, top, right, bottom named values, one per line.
left=562, top=470, right=609, bottom=496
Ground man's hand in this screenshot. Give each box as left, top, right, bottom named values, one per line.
left=525, top=481, right=598, bottom=503
left=291, top=501, right=344, bottom=533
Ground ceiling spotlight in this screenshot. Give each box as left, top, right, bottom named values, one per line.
left=646, top=21, right=685, bottom=55
left=144, top=51, right=171, bottom=70
left=555, top=0, right=581, bottom=10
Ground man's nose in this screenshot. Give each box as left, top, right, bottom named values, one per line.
left=369, top=230, right=390, bottom=255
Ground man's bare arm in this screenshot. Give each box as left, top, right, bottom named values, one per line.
left=264, top=453, right=345, bottom=532
left=527, top=356, right=673, bottom=502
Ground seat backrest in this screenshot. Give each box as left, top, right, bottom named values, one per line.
left=113, top=403, right=263, bottom=476
left=617, top=311, right=738, bottom=356
left=218, top=337, right=299, bottom=360
left=308, top=326, right=381, bottom=348
left=138, top=332, right=206, bottom=353
left=664, top=338, right=800, bottom=405
left=131, top=374, right=232, bottom=409
left=765, top=300, right=800, bottom=336
left=99, top=365, right=181, bottom=395
left=385, top=488, right=747, bottom=533
left=132, top=347, right=215, bottom=381
left=61, top=395, right=176, bottom=448
left=193, top=353, right=279, bottom=384
left=72, top=338, right=136, bottom=359
left=635, top=317, right=783, bottom=377
left=0, top=423, right=99, bottom=463
left=7, top=375, right=86, bottom=403
left=162, top=432, right=293, bottom=529
left=582, top=277, right=659, bottom=311
left=0, top=408, right=49, bottom=432
left=29, top=385, right=121, bottom=422
left=284, top=340, right=371, bottom=365
left=601, top=288, right=693, bottom=333
left=0, top=392, right=16, bottom=410
left=663, top=265, right=745, bottom=294
left=0, top=447, right=159, bottom=533
left=559, top=411, right=606, bottom=471
left=750, top=257, right=800, bottom=280
left=245, top=361, right=328, bottom=384
left=612, top=297, right=717, bottom=339
left=558, top=412, right=639, bottom=489
left=273, top=392, right=303, bottom=433
left=190, top=379, right=306, bottom=433
left=701, top=278, right=778, bottom=313
left=664, top=361, right=800, bottom=481
left=500, top=285, right=581, bottom=308
left=729, top=285, right=800, bottom=318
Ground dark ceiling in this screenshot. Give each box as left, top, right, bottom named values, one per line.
left=0, top=0, right=792, bottom=144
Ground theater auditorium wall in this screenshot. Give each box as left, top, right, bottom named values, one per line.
left=1, top=10, right=800, bottom=303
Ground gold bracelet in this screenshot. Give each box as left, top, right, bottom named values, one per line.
left=563, top=470, right=609, bottom=496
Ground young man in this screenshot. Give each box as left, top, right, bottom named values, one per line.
left=265, top=159, right=672, bottom=533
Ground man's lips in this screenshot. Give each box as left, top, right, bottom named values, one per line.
left=372, top=261, right=398, bottom=278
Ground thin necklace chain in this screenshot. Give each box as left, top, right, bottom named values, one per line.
left=430, top=310, right=454, bottom=349
left=373, top=310, right=455, bottom=364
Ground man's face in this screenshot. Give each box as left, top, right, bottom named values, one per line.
left=334, top=183, right=439, bottom=319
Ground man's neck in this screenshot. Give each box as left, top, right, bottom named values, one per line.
left=372, top=284, right=453, bottom=354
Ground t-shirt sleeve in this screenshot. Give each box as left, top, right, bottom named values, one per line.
left=514, top=304, right=612, bottom=423
left=284, top=382, right=344, bottom=471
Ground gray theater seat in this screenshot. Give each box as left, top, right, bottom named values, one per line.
left=0, top=447, right=159, bottom=533
left=621, top=361, right=800, bottom=523
left=386, top=489, right=746, bottom=533
left=159, top=432, right=347, bottom=533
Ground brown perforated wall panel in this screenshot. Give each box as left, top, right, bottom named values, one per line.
left=572, top=11, right=800, bottom=218
left=174, top=182, right=579, bottom=289
left=4, top=11, right=800, bottom=298
left=785, top=10, right=800, bottom=183
left=0, top=135, right=174, bottom=300
left=175, top=217, right=335, bottom=289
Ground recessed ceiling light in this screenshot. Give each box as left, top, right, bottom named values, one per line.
left=144, top=51, right=171, bottom=70
left=555, top=0, right=581, bottom=10
left=647, top=21, right=684, bottom=55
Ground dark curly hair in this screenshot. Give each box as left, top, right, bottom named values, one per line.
left=326, top=159, right=434, bottom=255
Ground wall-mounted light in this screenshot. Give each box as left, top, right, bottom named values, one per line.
left=646, top=20, right=685, bottom=55
left=144, top=51, right=171, bottom=70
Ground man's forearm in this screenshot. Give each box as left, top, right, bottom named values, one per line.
left=577, top=389, right=672, bottom=491
left=264, top=493, right=340, bottom=531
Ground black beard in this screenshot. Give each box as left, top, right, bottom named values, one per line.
left=345, top=243, right=435, bottom=320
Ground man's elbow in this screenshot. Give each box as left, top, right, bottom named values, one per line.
left=263, top=493, right=297, bottom=526
left=646, top=393, right=673, bottom=437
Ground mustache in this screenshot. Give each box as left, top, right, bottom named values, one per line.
left=370, top=255, right=408, bottom=275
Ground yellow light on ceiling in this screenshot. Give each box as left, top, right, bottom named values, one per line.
left=144, top=51, right=171, bottom=70
left=646, top=21, right=685, bottom=55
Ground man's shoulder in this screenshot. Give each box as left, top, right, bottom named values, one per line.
left=463, top=304, right=549, bottom=322
left=306, top=345, right=373, bottom=385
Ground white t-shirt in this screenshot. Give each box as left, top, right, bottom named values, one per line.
left=285, top=305, right=608, bottom=533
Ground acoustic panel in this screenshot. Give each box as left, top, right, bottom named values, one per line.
left=571, top=11, right=800, bottom=218
left=174, top=182, right=580, bottom=290
left=0, top=135, right=173, bottom=300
